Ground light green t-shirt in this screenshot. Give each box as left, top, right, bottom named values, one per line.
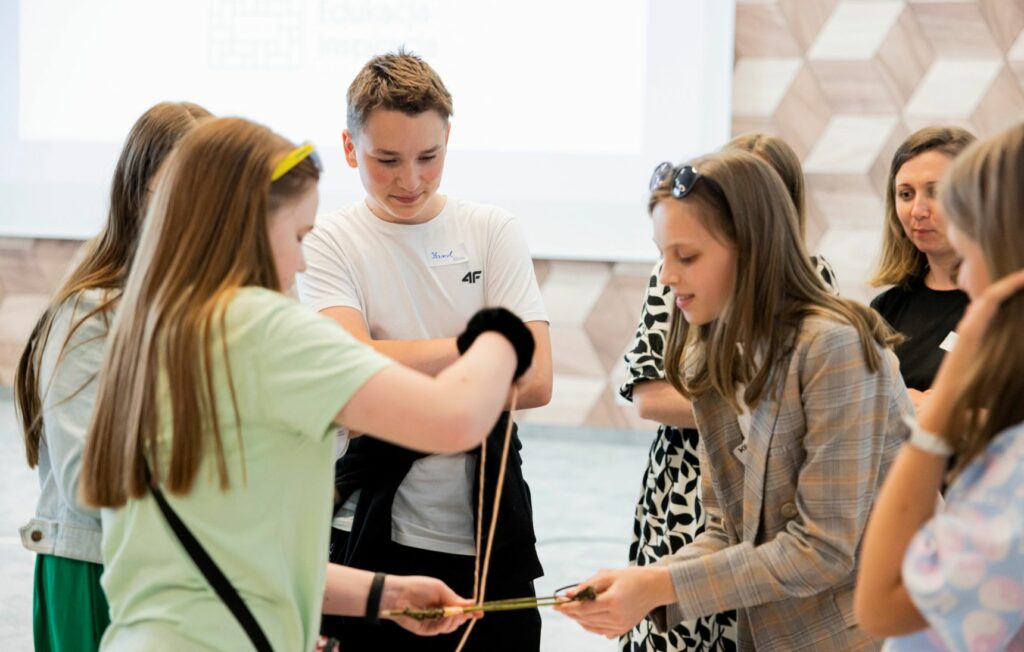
left=99, top=287, right=391, bottom=651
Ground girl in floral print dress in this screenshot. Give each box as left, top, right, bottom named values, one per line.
left=856, top=124, right=1024, bottom=651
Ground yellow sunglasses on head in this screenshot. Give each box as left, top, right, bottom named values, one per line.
left=271, top=142, right=323, bottom=181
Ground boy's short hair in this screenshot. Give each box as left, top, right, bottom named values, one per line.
left=346, top=49, right=453, bottom=136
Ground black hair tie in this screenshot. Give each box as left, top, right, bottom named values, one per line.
left=365, top=572, right=387, bottom=625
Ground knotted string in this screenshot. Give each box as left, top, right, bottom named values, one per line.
left=454, top=387, right=518, bottom=652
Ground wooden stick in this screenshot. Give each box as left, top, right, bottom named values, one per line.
left=454, top=389, right=518, bottom=652
left=478, top=391, right=516, bottom=605
left=383, top=586, right=598, bottom=621
left=470, top=410, right=486, bottom=601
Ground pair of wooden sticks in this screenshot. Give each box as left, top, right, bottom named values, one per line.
left=382, top=585, right=598, bottom=621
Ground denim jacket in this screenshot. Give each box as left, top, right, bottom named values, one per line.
left=20, top=290, right=111, bottom=564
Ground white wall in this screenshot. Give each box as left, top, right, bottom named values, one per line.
left=0, top=0, right=734, bottom=261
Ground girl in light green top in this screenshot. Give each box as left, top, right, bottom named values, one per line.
left=79, top=117, right=528, bottom=651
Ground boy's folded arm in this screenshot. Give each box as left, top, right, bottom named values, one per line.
left=319, top=307, right=553, bottom=410
left=511, top=320, right=552, bottom=409
left=320, top=306, right=458, bottom=376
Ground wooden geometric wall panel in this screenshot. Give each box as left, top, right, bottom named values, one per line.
left=524, top=261, right=656, bottom=431
left=976, top=0, right=1024, bottom=53
left=1009, top=30, right=1024, bottom=87
left=775, top=0, right=838, bottom=52
left=735, top=0, right=1024, bottom=307
left=912, top=1, right=1005, bottom=58
left=807, top=2, right=931, bottom=113
left=0, top=238, right=83, bottom=384
left=904, top=60, right=1004, bottom=131
left=968, top=65, right=1024, bottom=136
left=735, top=1, right=802, bottom=57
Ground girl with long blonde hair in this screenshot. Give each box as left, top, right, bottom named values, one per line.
left=559, top=149, right=908, bottom=651
left=16, top=101, right=211, bottom=652
left=857, top=124, right=1024, bottom=650
left=79, top=116, right=531, bottom=651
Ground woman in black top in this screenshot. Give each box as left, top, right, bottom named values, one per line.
left=870, top=126, right=975, bottom=410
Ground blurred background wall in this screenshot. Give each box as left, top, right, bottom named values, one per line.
left=2, top=0, right=1023, bottom=430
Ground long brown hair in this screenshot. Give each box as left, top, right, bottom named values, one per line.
left=655, top=150, right=898, bottom=410
left=870, top=126, right=976, bottom=287
left=939, top=123, right=1024, bottom=475
left=15, top=101, right=211, bottom=468
left=726, top=132, right=809, bottom=242
left=80, top=117, right=320, bottom=507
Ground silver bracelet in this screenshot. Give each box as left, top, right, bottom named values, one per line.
left=903, top=415, right=954, bottom=457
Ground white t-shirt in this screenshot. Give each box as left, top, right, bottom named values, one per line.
left=297, top=197, right=548, bottom=555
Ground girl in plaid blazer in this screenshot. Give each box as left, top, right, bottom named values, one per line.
left=558, top=149, right=911, bottom=651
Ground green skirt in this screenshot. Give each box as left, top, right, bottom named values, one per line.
left=34, top=554, right=110, bottom=652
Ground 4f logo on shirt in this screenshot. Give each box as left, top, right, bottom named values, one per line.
left=462, top=270, right=482, bottom=284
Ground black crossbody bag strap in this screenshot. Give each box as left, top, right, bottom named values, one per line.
left=147, top=473, right=274, bottom=652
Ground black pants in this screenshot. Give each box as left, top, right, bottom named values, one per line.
left=322, top=528, right=541, bottom=652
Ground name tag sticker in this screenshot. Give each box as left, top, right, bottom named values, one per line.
left=733, top=442, right=749, bottom=464
left=425, top=244, right=469, bottom=267
left=940, top=331, right=958, bottom=353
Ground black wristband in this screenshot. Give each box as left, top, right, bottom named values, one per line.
left=365, top=572, right=386, bottom=625
left=456, top=307, right=535, bottom=380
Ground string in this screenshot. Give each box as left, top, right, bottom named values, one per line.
left=470, top=410, right=486, bottom=602
left=454, top=387, right=518, bottom=652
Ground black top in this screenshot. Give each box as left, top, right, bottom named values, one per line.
left=870, top=277, right=969, bottom=391
left=333, top=413, right=543, bottom=583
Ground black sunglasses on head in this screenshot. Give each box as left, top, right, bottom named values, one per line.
left=650, top=160, right=736, bottom=225
left=649, top=162, right=706, bottom=198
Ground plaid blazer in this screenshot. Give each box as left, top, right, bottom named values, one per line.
left=651, top=317, right=911, bottom=651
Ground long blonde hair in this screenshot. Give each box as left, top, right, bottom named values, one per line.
left=80, top=117, right=320, bottom=507
left=939, top=123, right=1024, bottom=475
left=15, top=101, right=211, bottom=467
left=870, top=126, right=976, bottom=287
left=655, top=150, right=897, bottom=410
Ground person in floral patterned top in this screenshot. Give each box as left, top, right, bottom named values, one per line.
left=856, top=124, right=1024, bottom=651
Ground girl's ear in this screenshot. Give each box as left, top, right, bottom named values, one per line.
left=342, top=130, right=358, bottom=169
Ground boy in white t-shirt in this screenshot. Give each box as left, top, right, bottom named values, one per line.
left=297, top=50, right=552, bottom=651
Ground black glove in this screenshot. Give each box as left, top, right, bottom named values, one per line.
left=456, top=307, right=535, bottom=380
